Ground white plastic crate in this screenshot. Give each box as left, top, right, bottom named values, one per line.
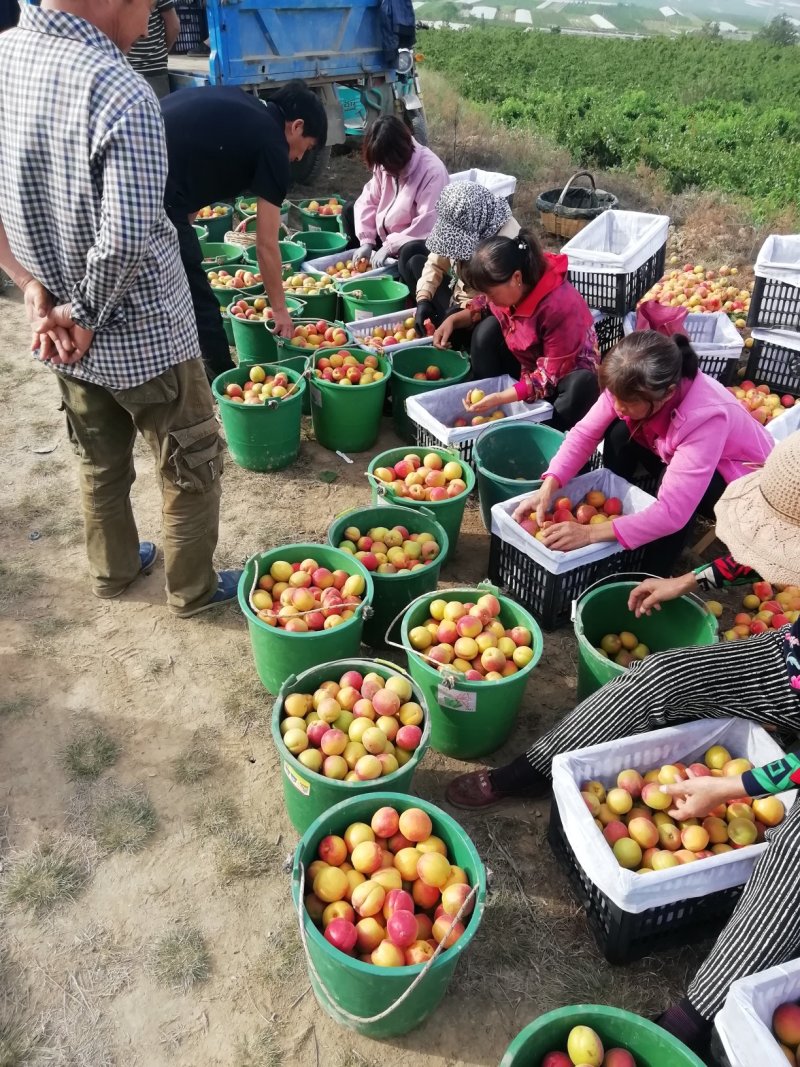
left=716, top=959, right=800, bottom=1067
left=346, top=309, right=430, bottom=354
left=755, top=234, right=800, bottom=288
left=552, top=717, right=795, bottom=914
left=448, top=167, right=517, bottom=200
left=406, top=374, right=552, bottom=458
left=563, top=210, right=670, bottom=275
left=305, top=251, right=399, bottom=282
left=623, top=311, right=743, bottom=383
left=491, top=468, right=656, bottom=575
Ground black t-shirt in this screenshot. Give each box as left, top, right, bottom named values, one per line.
left=161, top=86, right=290, bottom=215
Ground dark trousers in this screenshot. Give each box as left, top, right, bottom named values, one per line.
left=602, top=418, right=726, bottom=577
left=341, top=200, right=358, bottom=247
left=397, top=239, right=452, bottom=325
left=470, top=316, right=599, bottom=433
left=170, top=211, right=235, bottom=381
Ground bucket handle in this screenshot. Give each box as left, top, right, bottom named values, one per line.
left=294, top=862, right=478, bottom=1026
left=570, top=571, right=712, bottom=631
left=331, top=501, right=435, bottom=523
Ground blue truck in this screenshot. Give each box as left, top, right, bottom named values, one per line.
left=167, top=0, right=427, bottom=183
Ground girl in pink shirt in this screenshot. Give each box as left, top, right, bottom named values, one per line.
left=512, top=330, right=774, bottom=575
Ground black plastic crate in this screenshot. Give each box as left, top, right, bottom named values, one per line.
left=548, top=805, right=742, bottom=964
left=747, top=275, right=800, bottom=332
left=488, top=532, right=646, bottom=631
left=414, top=425, right=476, bottom=466
left=569, top=245, right=667, bottom=316
left=697, top=350, right=741, bottom=386
left=593, top=313, right=625, bottom=356
left=745, top=338, right=800, bottom=398
left=173, top=1, right=208, bottom=54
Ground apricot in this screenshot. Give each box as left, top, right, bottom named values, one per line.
left=313, top=866, right=349, bottom=903
left=774, top=1002, right=800, bottom=1047
left=432, top=915, right=465, bottom=948
left=417, top=852, right=451, bottom=888
left=394, top=846, right=423, bottom=881
left=753, top=796, right=785, bottom=827
left=371, top=940, right=405, bottom=967
left=628, top=817, right=659, bottom=849
left=412, top=879, right=440, bottom=910
left=322, top=900, right=355, bottom=927
left=607, top=787, right=633, bottom=815
left=398, top=807, right=433, bottom=843
left=318, top=835, right=347, bottom=867
left=351, top=841, right=384, bottom=874
left=405, top=940, right=435, bottom=965
left=350, top=880, right=386, bottom=917
left=371, top=867, right=402, bottom=892
left=567, top=1025, right=604, bottom=1067
left=355, top=916, right=385, bottom=953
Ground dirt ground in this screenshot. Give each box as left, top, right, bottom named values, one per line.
left=0, top=138, right=734, bottom=1066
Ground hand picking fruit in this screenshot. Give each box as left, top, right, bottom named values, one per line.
left=280, top=670, right=423, bottom=779
left=371, top=452, right=467, bottom=502
left=249, top=557, right=365, bottom=630
left=407, top=592, right=535, bottom=680
left=447, top=435, right=800, bottom=1059
left=509, top=331, right=773, bottom=568
left=222, top=367, right=294, bottom=405
left=514, top=487, right=623, bottom=552
left=336, top=522, right=442, bottom=573
left=303, top=803, right=475, bottom=967
left=452, top=387, right=505, bottom=427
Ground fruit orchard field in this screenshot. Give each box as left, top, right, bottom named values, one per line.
left=419, top=28, right=800, bottom=215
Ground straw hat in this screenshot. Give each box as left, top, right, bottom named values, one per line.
left=714, top=432, right=800, bottom=587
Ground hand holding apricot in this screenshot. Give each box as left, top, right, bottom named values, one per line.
left=662, top=775, right=745, bottom=821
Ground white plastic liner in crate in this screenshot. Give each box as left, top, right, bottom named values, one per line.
left=768, top=403, right=800, bottom=442
left=624, top=311, right=743, bottom=359
left=716, top=959, right=800, bottom=1067
left=406, top=374, right=552, bottom=450
left=346, top=309, right=430, bottom=354
left=563, top=210, right=670, bottom=275
left=491, top=469, right=656, bottom=575
left=755, top=234, right=800, bottom=288
left=751, top=326, right=800, bottom=353
left=551, top=717, right=795, bottom=915
left=304, top=251, right=399, bottom=282
left=448, top=167, right=517, bottom=200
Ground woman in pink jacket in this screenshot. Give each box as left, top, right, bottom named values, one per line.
left=512, top=330, right=774, bottom=575
left=341, top=116, right=449, bottom=270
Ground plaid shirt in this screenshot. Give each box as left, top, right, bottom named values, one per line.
left=0, top=7, right=199, bottom=390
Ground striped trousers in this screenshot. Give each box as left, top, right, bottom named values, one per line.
left=524, top=631, right=800, bottom=1017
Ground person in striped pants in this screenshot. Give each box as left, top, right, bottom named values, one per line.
left=446, top=431, right=800, bottom=1055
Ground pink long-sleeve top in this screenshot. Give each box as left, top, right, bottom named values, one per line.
left=544, top=372, right=775, bottom=550
left=353, top=140, right=449, bottom=256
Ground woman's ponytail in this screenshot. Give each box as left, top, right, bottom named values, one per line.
left=673, top=334, right=699, bottom=380
left=465, top=228, right=546, bottom=292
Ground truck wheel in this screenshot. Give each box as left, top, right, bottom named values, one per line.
left=290, top=145, right=332, bottom=189
left=404, top=109, right=429, bottom=147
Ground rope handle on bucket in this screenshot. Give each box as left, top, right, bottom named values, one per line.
left=247, top=560, right=374, bottom=621
left=570, top=571, right=712, bottom=627
left=295, top=862, right=478, bottom=1026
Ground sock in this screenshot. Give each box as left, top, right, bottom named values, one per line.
left=656, top=997, right=712, bottom=1054
left=489, top=754, right=550, bottom=796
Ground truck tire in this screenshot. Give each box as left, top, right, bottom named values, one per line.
left=290, top=145, right=332, bottom=189
left=404, top=109, right=429, bottom=147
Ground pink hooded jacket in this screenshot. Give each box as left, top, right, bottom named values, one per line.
left=545, top=372, right=774, bottom=550
left=354, top=140, right=449, bottom=256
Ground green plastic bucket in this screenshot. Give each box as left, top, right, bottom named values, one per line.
left=220, top=306, right=234, bottom=346
left=574, top=574, right=719, bottom=701
left=282, top=276, right=339, bottom=321
left=500, top=1005, right=705, bottom=1067
left=273, top=660, right=431, bottom=833
left=205, top=266, right=263, bottom=306
left=310, top=351, right=390, bottom=453
left=229, top=303, right=277, bottom=364
left=279, top=240, right=308, bottom=271
left=198, top=203, right=234, bottom=241
left=192, top=223, right=209, bottom=244
left=235, top=196, right=258, bottom=218
left=239, top=545, right=375, bottom=696
left=201, top=242, right=243, bottom=269
left=367, top=446, right=475, bottom=563
left=389, top=347, right=471, bottom=443
left=474, top=421, right=565, bottom=532
left=297, top=197, right=345, bottom=232
left=327, top=505, right=450, bottom=649
left=212, top=364, right=305, bottom=473
left=338, top=277, right=410, bottom=322
left=399, top=586, right=542, bottom=758
left=292, top=791, right=486, bottom=1038
left=294, top=230, right=348, bottom=257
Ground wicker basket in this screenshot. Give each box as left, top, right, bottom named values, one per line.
left=537, top=171, right=619, bottom=240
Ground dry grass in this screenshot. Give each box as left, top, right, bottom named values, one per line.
left=149, top=926, right=211, bottom=993
left=172, top=736, right=219, bottom=785
left=0, top=698, right=33, bottom=719
left=215, top=828, right=277, bottom=879
left=222, top=671, right=268, bottom=734
left=71, top=780, right=157, bottom=854
left=2, top=836, right=93, bottom=917
left=60, top=726, right=118, bottom=781
left=192, top=793, right=239, bottom=837
left=0, top=561, right=43, bottom=604
left=254, top=928, right=303, bottom=985
left=235, top=1026, right=283, bottom=1067
left=0, top=1014, right=39, bottom=1067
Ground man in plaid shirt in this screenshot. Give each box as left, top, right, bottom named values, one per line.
left=0, top=0, right=239, bottom=617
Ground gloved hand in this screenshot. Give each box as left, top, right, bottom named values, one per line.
left=414, top=299, right=438, bottom=335
left=353, top=243, right=375, bottom=266
left=371, top=245, right=395, bottom=269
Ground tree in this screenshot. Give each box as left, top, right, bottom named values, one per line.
left=755, top=14, right=798, bottom=46
left=701, top=21, right=721, bottom=38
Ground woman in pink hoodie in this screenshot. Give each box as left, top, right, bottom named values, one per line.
left=341, top=116, right=449, bottom=270
left=512, top=330, right=774, bottom=575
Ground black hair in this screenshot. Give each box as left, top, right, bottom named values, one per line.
left=362, top=115, right=414, bottom=174
left=271, top=80, right=328, bottom=145
left=464, top=229, right=547, bottom=292
left=600, top=330, right=699, bottom=402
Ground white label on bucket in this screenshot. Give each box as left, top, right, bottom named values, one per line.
left=284, top=761, right=311, bottom=796
left=354, top=309, right=372, bottom=321
left=308, top=224, right=321, bottom=232
left=310, top=383, right=323, bottom=408
left=437, top=686, right=477, bottom=713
